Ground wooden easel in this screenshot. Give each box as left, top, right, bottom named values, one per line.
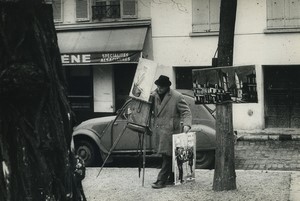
left=96, top=98, right=152, bottom=187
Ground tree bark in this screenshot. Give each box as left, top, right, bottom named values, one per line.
left=213, top=0, right=237, bottom=191
left=0, top=1, right=85, bottom=200
left=217, top=0, right=237, bottom=67
left=213, top=102, right=236, bottom=191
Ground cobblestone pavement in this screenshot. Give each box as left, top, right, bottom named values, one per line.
left=235, top=140, right=300, bottom=171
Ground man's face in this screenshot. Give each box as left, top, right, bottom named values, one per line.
left=157, top=85, right=169, bottom=95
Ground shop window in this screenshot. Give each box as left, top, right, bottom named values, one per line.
left=92, top=0, right=137, bottom=21
left=175, top=67, right=211, bottom=90
left=267, top=0, right=300, bottom=29
left=175, top=68, right=193, bottom=90
left=192, top=0, right=220, bottom=33
left=52, top=0, right=63, bottom=23
left=65, top=66, right=93, bottom=111
left=114, top=64, right=137, bottom=110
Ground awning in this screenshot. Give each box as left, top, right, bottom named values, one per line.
left=57, top=26, right=148, bottom=65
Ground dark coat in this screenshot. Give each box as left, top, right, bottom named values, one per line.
left=151, top=89, right=192, bottom=156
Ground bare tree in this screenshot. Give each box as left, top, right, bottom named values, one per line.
left=0, top=1, right=85, bottom=200
left=213, top=0, right=237, bottom=191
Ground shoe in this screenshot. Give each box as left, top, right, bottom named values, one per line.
left=166, top=174, right=174, bottom=185
left=151, top=181, right=166, bottom=189
left=152, top=180, right=159, bottom=185
left=165, top=180, right=174, bottom=186
left=166, top=181, right=175, bottom=186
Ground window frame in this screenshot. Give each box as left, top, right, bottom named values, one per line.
left=53, top=0, right=64, bottom=23
left=192, top=0, right=220, bottom=33
left=121, top=0, right=138, bottom=19
left=267, top=0, right=300, bottom=29
left=91, top=0, right=137, bottom=21
left=76, top=0, right=91, bottom=22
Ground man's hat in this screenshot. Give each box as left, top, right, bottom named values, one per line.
left=154, top=75, right=172, bottom=87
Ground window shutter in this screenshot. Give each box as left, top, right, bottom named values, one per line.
left=53, top=0, right=63, bottom=22
left=209, top=0, right=220, bottom=31
left=121, top=0, right=137, bottom=19
left=285, top=0, right=300, bottom=28
left=267, top=0, right=285, bottom=28
left=192, top=0, right=210, bottom=32
left=76, top=0, right=89, bottom=21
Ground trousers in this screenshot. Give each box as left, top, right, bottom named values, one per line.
left=157, top=154, right=174, bottom=183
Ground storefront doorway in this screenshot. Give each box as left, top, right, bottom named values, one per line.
left=114, top=64, right=137, bottom=110
left=264, top=66, right=300, bottom=128
left=64, top=66, right=93, bottom=123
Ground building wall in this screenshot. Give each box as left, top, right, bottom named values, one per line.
left=150, top=0, right=218, bottom=82
left=149, top=0, right=300, bottom=130
left=234, top=0, right=300, bottom=129
left=56, top=0, right=300, bottom=129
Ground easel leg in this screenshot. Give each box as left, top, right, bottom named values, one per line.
left=97, top=125, right=128, bottom=177
left=142, top=132, right=146, bottom=187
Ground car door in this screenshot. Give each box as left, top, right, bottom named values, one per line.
left=112, top=99, right=153, bottom=151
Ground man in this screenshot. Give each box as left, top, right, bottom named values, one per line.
left=150, top=75, right=192, bottom=189
left=175, top=146, right=185, bottom=183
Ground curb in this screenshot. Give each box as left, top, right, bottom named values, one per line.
left=236, top=130, right=300, bottom=142
left=237, top=134, right=300, bottom=141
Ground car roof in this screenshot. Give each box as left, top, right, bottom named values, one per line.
left=177, top=90, right=215, bottom=129
left=76, top=89, right=216, bottom=129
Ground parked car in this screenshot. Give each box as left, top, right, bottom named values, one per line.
left=72, top=90, right=216, bottom=169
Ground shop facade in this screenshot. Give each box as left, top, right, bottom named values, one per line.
left=57, top=23, right=150, bottom=122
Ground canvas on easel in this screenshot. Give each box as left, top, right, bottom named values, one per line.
left=172, top=132, right=196, bottom=185
left=129, top=58, right=158, bottom=102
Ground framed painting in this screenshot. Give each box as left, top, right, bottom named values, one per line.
left=129, top=58, right=158, bottom=102
left=192, top=65, right=257, bottom=104
left=172, top=132, right=196, bottom=185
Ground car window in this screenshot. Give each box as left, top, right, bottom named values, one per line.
left=183, top=94, right=216, bottom=129
left=117, top=101, right=133, bottom=121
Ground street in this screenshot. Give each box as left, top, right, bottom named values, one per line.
left=82, top=168, right=298, bottom=201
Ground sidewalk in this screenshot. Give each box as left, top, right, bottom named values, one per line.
left=235, top=140, right=300, bottom=170
left=82, top=168, right=300, bottom=201
left=235, top=128, right=300, bottom=171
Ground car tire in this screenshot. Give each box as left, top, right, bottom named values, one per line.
left=196, top=151, right=215, bottom=169
left=75, top=139, right=99, bottom=167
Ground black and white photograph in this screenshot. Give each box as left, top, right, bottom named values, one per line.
left=1, top=0, right=300, bottom=201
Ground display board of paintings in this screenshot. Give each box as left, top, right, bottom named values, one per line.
left=192, top=65, right=257, bottom=104
left=172, top=132, right=196, bottom=185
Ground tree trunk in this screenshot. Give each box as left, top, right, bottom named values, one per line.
left=0, top=1, right=85, bottom=200
left=217, top=0, right=237, bottom=67
left=213, top=0, right=237, bottom=191
left=213, top=102, right=236, bottom=191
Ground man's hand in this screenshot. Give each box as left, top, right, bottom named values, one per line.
left=183, top=125, right=191, bottom=133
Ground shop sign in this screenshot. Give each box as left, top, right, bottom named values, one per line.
left=61, top=52, right=140, bottom=65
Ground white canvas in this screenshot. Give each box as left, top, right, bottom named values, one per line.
left=129, top=58, right=158, bottom=102
left=172, top=132, right=196, bottom=185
